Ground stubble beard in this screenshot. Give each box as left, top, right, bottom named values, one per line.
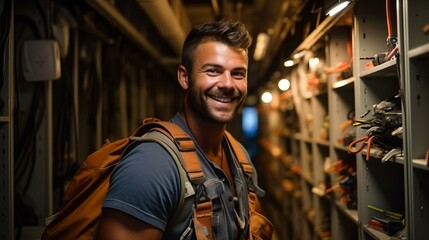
left=188, top=83, right=245, bottom=125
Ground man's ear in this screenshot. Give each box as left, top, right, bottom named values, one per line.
left=177, top=65, right=189, bottom=89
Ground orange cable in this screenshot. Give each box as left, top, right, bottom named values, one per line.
left=366, top=135, right=376, bottom=161
left=386, top=0, right=393, bottom=37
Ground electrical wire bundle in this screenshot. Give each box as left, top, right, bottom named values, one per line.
left=348, top=93, right=403, bottom=162
left=0, top=0, right=12, bottom=115
left=13, top=3, right=54, bottom=238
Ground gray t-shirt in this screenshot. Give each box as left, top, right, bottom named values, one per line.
left=103, top=141, right=183, bottom=233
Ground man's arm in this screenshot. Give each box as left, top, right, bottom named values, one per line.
left=96, top=208, right=163, bottom=240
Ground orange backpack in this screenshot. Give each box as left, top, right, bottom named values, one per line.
left=41, top=119, right=273, bottom=240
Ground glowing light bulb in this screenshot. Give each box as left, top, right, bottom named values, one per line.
left=261, top=91, right=273, bottom=103
left=278, top=78, right=291, bottom=91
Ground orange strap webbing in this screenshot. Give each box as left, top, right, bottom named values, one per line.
left=193, top=201, right=213, bottom=240
left=224, top=131, right=254, bottom=177
left=140, top=119, right=204, bottom=183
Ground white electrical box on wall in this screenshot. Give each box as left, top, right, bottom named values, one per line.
left=22, top=40, right=61, bottom=81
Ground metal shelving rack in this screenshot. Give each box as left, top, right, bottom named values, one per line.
left=400, top=0, right=429, bottom=239
left=258, top=4, right=359, bottom=239
left=261, top=0, right=428, bottom=239
left=354, top=0, right=407, bottom=239
left=1, top=6, right=14, bottom=240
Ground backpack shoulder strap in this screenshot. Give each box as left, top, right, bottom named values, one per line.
left=224, top=130, right=266, bottom=198
left=224, top=131, right=253, bottom=177
left=135, top=130, right=195, bottom=221
left=131, top=119, right=204, bottom=183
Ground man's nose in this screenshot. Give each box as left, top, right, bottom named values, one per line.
left=218, top=73, right=234, bottom=89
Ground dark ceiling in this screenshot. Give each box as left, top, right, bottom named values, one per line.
left=54, top=0, right=330, bottom=96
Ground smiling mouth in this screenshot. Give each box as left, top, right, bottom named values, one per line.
left=211, top=95, right=234, bottom=103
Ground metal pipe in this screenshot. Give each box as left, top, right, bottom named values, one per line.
left=136, top=0, right=188, bottom=56
left=84, top=0, right=162, bottom=63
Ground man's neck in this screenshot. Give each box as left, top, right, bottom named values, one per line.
left=181, top=111, right=226, bottom=158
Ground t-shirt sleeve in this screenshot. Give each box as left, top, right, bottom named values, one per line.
left=102, top=141, right=181, bottom=231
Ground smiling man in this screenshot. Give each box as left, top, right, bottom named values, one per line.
left=96, top=20, right=273, bottom=240
left=181, top=40, right=248, bottom=124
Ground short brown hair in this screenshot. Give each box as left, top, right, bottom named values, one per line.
left=181, top=20, right=252, bottom=74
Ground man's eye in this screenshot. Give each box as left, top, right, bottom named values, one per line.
left=232, top=71, right=246, bottom=79
left=206, top=69, right=220, bottom=75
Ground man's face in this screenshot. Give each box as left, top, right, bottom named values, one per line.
left=187, top=41, right=248, bottom=124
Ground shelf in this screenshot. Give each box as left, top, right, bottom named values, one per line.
left=295, top=133, right=312, bottom=143
left=332, top=77, right=355, bottom=90
left=359, top=60, right=397, bottom=79
left=315, top=139, right=330, bottom=147
left=0, top=116, right=10, bottom=122
left=294, top=132, right=302, bottom=140
left=316, top=230, right=331, bottom=240
left=363, top=225, right=397, bottom=240
left=409, top=42, right=429, bottom=59
left=278, top=128, right=292, bottom=137
left=311, top=184, right=332, bottom=200
left=361, top=148, right=404, bottom=165
left=336, top=201, right=359, bottom=224
left=392, top=155, right=405, bottom=165
left=303, top=173, right=314, bottom=186
left=413, top=159, right=429, bottom=171
left=304, top=208, right=316, bottom=226
left=313, top=88, right=328, bottom=97
left=334, top=144, right=350, bottom=152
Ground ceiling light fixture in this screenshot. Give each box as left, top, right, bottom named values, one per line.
left=325, top=0, right=352, bottom=16
left=284, top=60, right=294, bottom=67
left=253, top=32, right=270, bottom=61
left=309, top=57, right=320, bottom=70
left=278, top=78, right=291, bottom=91
left=261, top=91, right=273, bottom=104
left=293, top=50, right=306, bottom=59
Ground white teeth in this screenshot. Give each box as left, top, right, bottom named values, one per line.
left=212, top=96, right=232, bottom=103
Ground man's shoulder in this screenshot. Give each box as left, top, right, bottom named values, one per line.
left=123, top=140, right=177, bottom=162
left=115, top=140, right=180, bottom=177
